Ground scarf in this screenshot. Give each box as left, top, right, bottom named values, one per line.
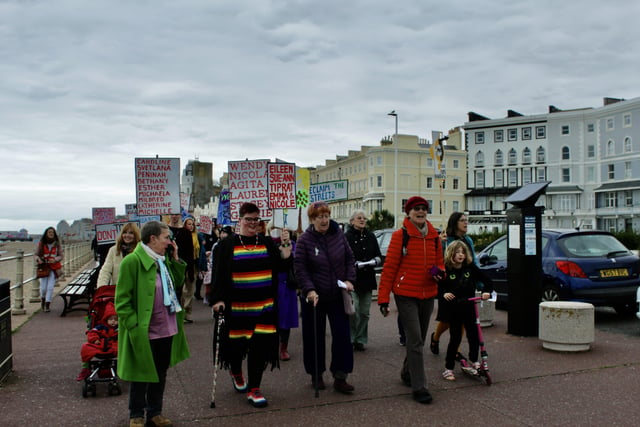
left=141, top=243, right=182, bottom=313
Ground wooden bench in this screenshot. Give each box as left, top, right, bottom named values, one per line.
left=59, top=268, right=99, bottom=317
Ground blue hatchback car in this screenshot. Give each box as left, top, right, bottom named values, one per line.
left=477, top=229, right=640, bottom=315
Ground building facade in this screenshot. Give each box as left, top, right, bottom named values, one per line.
left=312, top=128, right=468, bottom=228
left=181, top=159, right=215, bottom=212
left=464, top=96, right=640, bottom=233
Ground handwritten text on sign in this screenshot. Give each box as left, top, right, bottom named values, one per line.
left=135, top=157, right=180, bottom=216
left=309, top=180, right=349, bottom=203
left=95, top=221, right=141, bottom=245
left=228, top=159, right=272, bottom=221
left=268, top=162, right=296, bottom=209
left=92, top=207, right=116, bottom=225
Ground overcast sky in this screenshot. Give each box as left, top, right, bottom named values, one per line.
left=1, top=0, right=639, bottom=234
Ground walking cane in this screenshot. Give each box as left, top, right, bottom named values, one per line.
left=313, top=301, right=319, bottom=398
left=210, top=310, right=224, bottom=408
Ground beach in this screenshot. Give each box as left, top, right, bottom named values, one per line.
left=1, top=240, right=94, bottom=331
left=0, top=241, right=38, bottom=284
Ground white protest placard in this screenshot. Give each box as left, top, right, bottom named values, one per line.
left=268, top=162, right=296, bottom=209
left=125, top=203, right=137, bottom=220
left=134, top=215, right=161, bottom=225
left=92, top=207, right=116, bottom=225
left=228, top=159, right=272, bottom=222
left=199, top=216, right=213, bottom=235
left=309, top=180, right=349, bottom=203
left=95, top=221, right=141, bottom=245
left=180, top=192, right=190, bottom=212
left=135, top=157, right=180, bottom=216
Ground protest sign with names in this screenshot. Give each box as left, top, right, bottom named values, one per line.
left=228, top=159, right=272, bottom=221
left=268, top=162, right=296, bottom=209
left=135, top=157, right=180, bottom=216
left=92, top=207, right=116, bottom=225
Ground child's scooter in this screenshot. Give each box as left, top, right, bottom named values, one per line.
left=458, top=294, right=495, bottom=386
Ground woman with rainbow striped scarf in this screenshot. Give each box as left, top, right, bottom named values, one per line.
left=209, top=202, right=293, bottom=408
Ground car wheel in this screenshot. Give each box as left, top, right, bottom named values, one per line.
left=541, top=285, right=560, bottom=302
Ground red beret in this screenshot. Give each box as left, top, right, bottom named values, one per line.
left=404, top=196, right=429, bottom=215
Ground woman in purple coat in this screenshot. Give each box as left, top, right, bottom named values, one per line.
left=295, top=202, right=356, bottom=394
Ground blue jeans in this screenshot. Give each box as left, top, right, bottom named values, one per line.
left=39, top=272, right=56, bottom=302
left=394, top=295, right=434, bottom=392
left=128, top=336, right=172, bottom=419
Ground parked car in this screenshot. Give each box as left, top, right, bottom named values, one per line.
left=477, top=229, right=640, bottom=315
left=373, top=228, right=395, bottom=273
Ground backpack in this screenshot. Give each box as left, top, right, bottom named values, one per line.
left=400, top=226, right=440, bottom=257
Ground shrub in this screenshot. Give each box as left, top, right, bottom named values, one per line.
left=469, top=230, right=506, bottom=252
left=612, top=231, right=640, bottom=251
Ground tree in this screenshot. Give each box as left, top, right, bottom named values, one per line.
left=367, top=209, right=395, bottom=231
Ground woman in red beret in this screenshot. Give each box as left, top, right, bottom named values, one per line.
left=377, top=196, right=444, bottom=404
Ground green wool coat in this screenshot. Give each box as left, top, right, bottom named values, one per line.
left=115, top=244, right=190, bottom=382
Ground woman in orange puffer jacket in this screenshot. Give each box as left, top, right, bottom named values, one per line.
left=378, top=196, right=444, bottom=405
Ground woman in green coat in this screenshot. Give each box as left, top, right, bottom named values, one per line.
left=115, top=220, right=190, bottom=427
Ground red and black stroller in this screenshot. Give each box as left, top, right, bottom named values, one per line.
left=78, top=285, right=121, bottom=397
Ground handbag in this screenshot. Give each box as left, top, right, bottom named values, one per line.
left=36, top=263, right=50, bottom=278
left=342, top=288, right=355, bottom=316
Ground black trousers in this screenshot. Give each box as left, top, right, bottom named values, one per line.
left=128, top=336, right=173, bottom=419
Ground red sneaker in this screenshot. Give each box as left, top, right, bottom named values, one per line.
left=231, top=372, right=247, bottom=392
left=247, top=388, right=268, bottom=408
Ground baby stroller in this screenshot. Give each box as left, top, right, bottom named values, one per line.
left=80, top=285, right=121, bottom=397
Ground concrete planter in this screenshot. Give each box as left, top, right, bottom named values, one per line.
left=475, top=291, right=495, bottom=327
left=538, top=301, right=594, bottom=352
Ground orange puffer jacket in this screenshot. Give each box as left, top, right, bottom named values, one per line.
left=378, top=217, right=444, bottom=303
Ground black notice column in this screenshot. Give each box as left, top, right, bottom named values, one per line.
left=506, top=206, right=543, bottom=336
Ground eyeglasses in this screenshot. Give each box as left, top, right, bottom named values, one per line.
left=314, top=214, right=330, bottom=220
left=412, top=206, right=428, bottom=211
left=242, top=217, right=261, bottom=223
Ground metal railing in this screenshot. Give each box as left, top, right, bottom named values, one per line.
left=0, top=242, right=94, bottom=315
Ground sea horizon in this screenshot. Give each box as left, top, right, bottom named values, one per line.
left=0, top=218, right=77, bottom=236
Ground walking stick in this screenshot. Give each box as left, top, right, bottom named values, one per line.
left=313, top=301, right=319, bottom=398
left=210, top=310, right=224, bottom=408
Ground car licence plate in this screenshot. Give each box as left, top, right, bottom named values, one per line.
left=599, top=268, right=629, bottom=278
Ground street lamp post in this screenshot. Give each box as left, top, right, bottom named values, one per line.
left=388, top=110, right=398, bottom=228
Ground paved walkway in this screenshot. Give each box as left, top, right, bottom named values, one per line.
left=2, top=281, right=640, bottom=426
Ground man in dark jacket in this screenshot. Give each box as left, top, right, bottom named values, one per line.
left=168, top=214, right=194, bottom=302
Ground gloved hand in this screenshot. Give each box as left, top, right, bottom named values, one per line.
left=379, top=303, right=390, bottom=316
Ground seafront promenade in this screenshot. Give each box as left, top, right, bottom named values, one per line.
left=2, top=265, right=640, bottom=426
left=1, top=241, right=94, bottom=329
